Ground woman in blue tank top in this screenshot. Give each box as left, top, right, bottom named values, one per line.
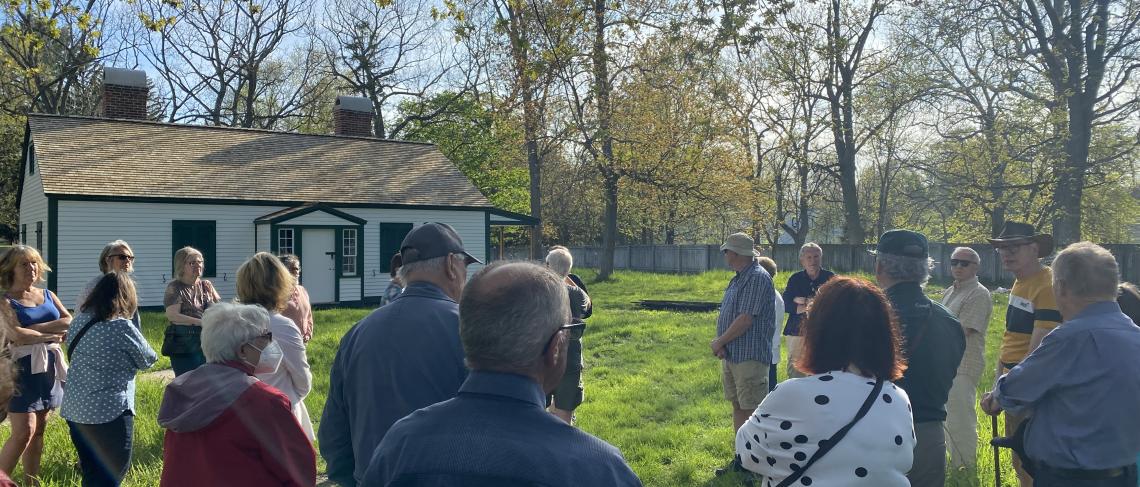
left=0, top=245, right=72, bottom=485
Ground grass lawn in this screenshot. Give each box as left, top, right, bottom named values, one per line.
left=3, top=269, right=1016, bottom=486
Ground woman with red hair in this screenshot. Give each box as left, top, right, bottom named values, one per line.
left=736, top=277, right=915, bottom=486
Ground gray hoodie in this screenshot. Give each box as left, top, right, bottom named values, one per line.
left=158, top=363, right=258, bottom=432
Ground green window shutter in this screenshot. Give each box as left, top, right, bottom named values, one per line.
left=379, top=223, right=413, bottom=273
left=172, top=220, right=217, bottom=277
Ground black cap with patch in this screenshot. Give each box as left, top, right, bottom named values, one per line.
left=872, top=229, right=929, bottom=259
left=399, top=222, right=483, bottom=266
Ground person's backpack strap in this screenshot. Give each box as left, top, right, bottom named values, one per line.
left=66, top=316, right=99, bottom=361
left=776, top=379, right=885, bottom=487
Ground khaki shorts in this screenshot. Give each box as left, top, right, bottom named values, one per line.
left=722, top=360, right=769, bottom=410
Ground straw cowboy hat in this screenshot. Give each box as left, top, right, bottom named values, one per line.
left=988, top=221, right=1054, bottom=258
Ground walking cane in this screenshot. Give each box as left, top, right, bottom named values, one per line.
left=991, top=414, right=1002, bottom=487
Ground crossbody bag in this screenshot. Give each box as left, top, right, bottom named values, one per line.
left=776, top=379, right=885, bottom=487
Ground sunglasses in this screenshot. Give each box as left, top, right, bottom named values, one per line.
left=544, top=322, right=586, bottom=351
left=110, top=254, right=135, bottom=262
left=949, top=259, right=976, bottom=268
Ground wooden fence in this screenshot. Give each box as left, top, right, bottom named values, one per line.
left=494, top=243, right=1140, bottom=286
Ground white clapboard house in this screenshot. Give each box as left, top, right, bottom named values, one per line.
left=15, top=68, right=536, bottom=308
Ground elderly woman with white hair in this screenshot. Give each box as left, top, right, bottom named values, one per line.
left=545, top=246, right=591, bottom=424
left=157, top=302, right=316, bottom=487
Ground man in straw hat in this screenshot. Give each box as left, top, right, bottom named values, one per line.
left=989, top=221, right=1060, bottom=486
left=712, top=232, right=776, bottom=476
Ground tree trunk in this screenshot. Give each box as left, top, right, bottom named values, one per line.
left=599, top=173, right=619, bottom=280
left=592, top=0, right=618, bottom=279
left=1052, top=97, right=1093, bottom=246
left=524, top=88, right=543, bottom=259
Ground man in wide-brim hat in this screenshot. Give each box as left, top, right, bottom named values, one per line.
left=988, top=221, right=1054, bottom=258
left=988, top=221, right=1062, bottom=487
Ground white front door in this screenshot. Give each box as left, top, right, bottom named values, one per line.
left=301, top=229, right=336, bottom=304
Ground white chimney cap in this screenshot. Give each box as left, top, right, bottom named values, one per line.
left=103, top=67, right=147, bottom=88
left=335, top=95, right=373, bottom=113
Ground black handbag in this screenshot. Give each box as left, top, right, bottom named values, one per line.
left=776, top=379, right=885, bottom=487
left=160, top=325, right=202, bottom=356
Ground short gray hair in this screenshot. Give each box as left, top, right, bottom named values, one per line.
left=952, top=247, right=982, bottom=263
left=545, top=248, right=573, bottom=277
left=398, top=253, right=464, bottom=284
left=1052, top=242, right=1120, bottom=300
left=200, top=302, right=270, bottom=363
left=459, top=261, right=569, bottom=374
left=876, top=253, right=934, bottom=285
left=800, top=242, right=823, bottom=256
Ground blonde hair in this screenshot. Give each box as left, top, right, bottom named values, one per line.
left=757, top=256, right=778, bottom=277
left=173, top=247, right=203, bottom=281
left=0, top=245, right=50, bottom=290
left=98, top=240, right=134, bottom=274
left=236, top=252, right=294, bottom=312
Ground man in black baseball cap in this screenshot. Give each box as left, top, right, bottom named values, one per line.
left=320, top=222, right=480, bottom=485
left=397, top=222, right=484, bottom=267
left=873, top=229, right=965, bottom=487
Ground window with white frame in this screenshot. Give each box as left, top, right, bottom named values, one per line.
left=278, top=228, right=294, bottom=255
left=342, top=228, right=357, bottom=275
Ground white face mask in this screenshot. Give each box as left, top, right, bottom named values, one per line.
left=245, top=340, right=284, bottom=374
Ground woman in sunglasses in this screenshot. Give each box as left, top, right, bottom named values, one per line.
left=76, top=241, right=140, bottom=329
left=157, top=302, right=315, bottom=487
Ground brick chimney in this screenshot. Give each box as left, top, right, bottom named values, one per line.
left=334, top=96, right=374, bottom=137
left=98, top=67, right=149, bottom=120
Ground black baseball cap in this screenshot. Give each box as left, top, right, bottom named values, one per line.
left=399, top=223, right=483, bottom=266
left=871, top=229, right=929, bottom=259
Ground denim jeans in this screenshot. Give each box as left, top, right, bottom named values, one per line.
left=67, top=411, right=134, bottom=487
left=170, top=352, right=206, bottom=377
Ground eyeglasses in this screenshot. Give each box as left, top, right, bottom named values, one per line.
left=257, top=331, right=272, bottom=341
left=949, top=259, right=976, bottom=268
left=544, top=322, right=585, bottom=351
left=109, top=254, right=135, bottom=262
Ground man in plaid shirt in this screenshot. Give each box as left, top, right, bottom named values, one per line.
left=712, top=233, right=776, bottom=476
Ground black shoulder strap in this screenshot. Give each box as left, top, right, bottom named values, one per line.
left=776, top=379, right=885, bottom=487
left=66, top=316, right=99, bottom=361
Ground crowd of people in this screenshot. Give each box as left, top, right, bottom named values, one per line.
left=719, top=224, right=1140, bottom=487
left=0, top=242, right=322, bottom=486
left=0, top=219, right=1137, bottom=487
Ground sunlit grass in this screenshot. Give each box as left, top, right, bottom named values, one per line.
left=2, top=269, right=1018, bottom=486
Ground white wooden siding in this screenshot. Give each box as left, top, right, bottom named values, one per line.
left=56, top=201, right=286, bottom=308
left=51, top=200, right=487, bottom=307
left=336, top=208, right=487, bottom=299
left=279, top=211, right=361, bottom=227
left=339, top=278, right=362, bottom=302
left=18, top=153, right=48, bottom=259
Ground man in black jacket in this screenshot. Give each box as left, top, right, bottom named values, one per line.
left=546, top=246, right=592, bottom=424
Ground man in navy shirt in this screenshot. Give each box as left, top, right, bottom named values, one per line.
left=364, top=261, right=642, bottom=487
left=319, top=223, right=481, bottom=486
left=781, top=242, right=834, bottom=379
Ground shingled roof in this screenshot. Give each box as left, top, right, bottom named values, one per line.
left=25, top=114, right=492, bottom=208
